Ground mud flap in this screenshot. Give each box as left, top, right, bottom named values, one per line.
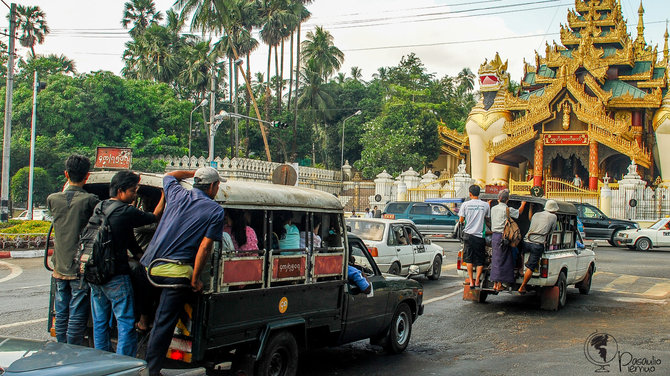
left=540, top=286, right=559, bottom=311
left=463, top=284, right=481, bottom=301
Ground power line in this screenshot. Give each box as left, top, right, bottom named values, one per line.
left=310, top=0, right=504, bottom=20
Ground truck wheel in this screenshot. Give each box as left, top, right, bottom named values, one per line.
left=254, top=331, right=298, bottom=376
left=388, top=262, right=401, bottom=275
left=635, top=237, right=651, bottom=251
left=577, top=265, right=593, bottom=295
left=477, top=290, right=488, bottom=303
left=557, top=271, right=567, bottom=309
left=427, top=256, right=442, bottom=280
left=383, top=303, right=412, bottom=354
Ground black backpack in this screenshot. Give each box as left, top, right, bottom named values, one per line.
left=76, top=200, right=125, bottom=285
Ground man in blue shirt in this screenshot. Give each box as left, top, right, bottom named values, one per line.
left=141, top=167, right=225, bottom=376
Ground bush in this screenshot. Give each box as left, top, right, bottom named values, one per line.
left=0, top=220, right=52, bottom=234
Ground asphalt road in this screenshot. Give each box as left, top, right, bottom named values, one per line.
left=1, top=242, right=669, bottom=375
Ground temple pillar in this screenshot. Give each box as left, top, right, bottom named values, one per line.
left=589, top=141, right=599, bottom=190
left=533, top=139, right=543, bottom=187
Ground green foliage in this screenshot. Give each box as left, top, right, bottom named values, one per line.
left=0, top=220, right=51, bottom=234
left=10, top=167, right=51, bottom=205
left=0, top=220, right=24, bottom=230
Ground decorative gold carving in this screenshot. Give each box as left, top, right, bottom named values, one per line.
left=562, top=102, right=571, bottom=130
left=607, top=88, right=663, bottom=108
left=573, top=103, right=629, bottom=136
left=653, top=108, right=670, bottom=132
left=588, top=124, right=651, bottom=167
left=487, top=126, right=538, bottom=160
left=478, top=52, right=510, bottom=92
left=467, top=110, right=512, bottom=132
left=438, top=125, right=469, bottom=158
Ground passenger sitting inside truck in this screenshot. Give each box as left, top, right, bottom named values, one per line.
left=223, top=209, right=259, bottom=251
left=347, top=255, right=371, bottom=294
left=276, top=211, right=300, bottom=250
left=299, top=218, right=322, bottom=249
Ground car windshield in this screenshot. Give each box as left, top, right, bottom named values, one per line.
left=346, top=219, right=386, bottom=241
left=649, top=218, right=670, bottom=230
left=384, top=202, right=410, bottom=213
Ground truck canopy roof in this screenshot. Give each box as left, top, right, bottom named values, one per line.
left=84, top=171, right=343, bottom=212
left=477, top=193, right=577, bottom=216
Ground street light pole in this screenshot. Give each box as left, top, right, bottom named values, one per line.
left=1, top=3, right=16, bottom=222
left=340, top=110, right=362, bottom=169
left=189, top=98, right=208, bottom=158
left=209, top=111, right=227, bottom=161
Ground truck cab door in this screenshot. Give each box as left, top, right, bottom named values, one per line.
left=342, top=239, right=389, bottom=342
left=430, top=204, right=457, bottom=235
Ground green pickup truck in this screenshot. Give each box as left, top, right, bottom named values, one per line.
left=46, top=172, right=424, bottom=376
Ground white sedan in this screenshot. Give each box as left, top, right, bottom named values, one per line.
left=614, top=217, right=670, bottom=251
left=346, top=218, right=444, bottom=279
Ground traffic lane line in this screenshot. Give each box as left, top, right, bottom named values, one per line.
left=424, top=290, right=462, bottom=304
left=0, top=318, right=46, bottom=330
left=0, top=261, right=23, bottom=283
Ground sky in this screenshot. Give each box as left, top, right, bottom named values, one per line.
left=2, top=0, right=669, bottom=85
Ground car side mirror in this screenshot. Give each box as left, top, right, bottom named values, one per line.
left=346, top=225, right=352, bottom=232
left=424, top=238, right=431, bottom=245
left=406, top=265, right=420, bottom=278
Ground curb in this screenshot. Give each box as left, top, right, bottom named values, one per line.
left=0, top=249, right=53, bottom=259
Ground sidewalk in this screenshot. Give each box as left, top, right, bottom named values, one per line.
left=0, top=249, right=53, bottom=259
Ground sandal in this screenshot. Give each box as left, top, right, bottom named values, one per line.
left=135, top=323, right=150, bottom=335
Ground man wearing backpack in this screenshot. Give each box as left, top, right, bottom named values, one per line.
left=490, top=190, right=526, bottom=292
left=47, top=155, right=99, bottom=345
left=89, top=170, right=164, bottom=357
left=140, top=167, right=225, bottom=376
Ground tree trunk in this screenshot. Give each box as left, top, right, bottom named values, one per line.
left=229, top=59, right=234, bottom=158
left=292, top=23, right=302, bottom=160
left=266, top=44, right=271, bottom=121
left=274, top=44, right=280, bottom=113
left=280, top=39, right=285, bottom=113
left=245, top=53, right=251, bottom=157
left=287, top=31, right=294, bottom=112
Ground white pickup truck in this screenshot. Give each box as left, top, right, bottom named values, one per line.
left=456, top=195, right=596, bottom=311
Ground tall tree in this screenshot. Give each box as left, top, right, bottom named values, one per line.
left=297, top=59, right=334, bottom=165
left=121, top=0, right=164, bottom=37
left=15, top=5, right=49, bottom=58
left=301, top=26, right=344, bottom=81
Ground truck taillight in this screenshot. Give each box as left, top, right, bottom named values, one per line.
left=457, top=251, right=462, bottom=270
left=368, top=247, right=378, bottom=257
left=540, top=258, right=549, bottom=278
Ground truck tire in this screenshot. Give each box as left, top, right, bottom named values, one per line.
left=557, top=271, right=567, bottom=309
left=635, top=237, right=652, bottom=251
left=427, top=256, right=442, bottom=280
left=477, top=290, right=488, bottom=303
left=388, top=262, right=401, bottom=275
left=576, top=265, right=593, bottom=295
left=383, top=303, right=412, bottom=354
left=254, top=331, right=298, bottom=376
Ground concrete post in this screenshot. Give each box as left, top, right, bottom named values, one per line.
left=600, top=173, right=612, bottom=217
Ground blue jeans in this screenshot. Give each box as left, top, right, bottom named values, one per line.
left=90, top=274, right=137, bottom=356
left=54, top=278, right=90, bottom=345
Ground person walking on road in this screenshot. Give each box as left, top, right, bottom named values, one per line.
left=46, top=155, right=99, bottom=345
left=89, top=170, right=164, bottom=357
left=518, top=200, right=558, bottom=294
left=490, top=190, right=526, bottom=292
left=458, top=185, right=490, bottom=289
left=141, top=167, right=225, bottom=376
left=373, top=205, right=382, bottom=218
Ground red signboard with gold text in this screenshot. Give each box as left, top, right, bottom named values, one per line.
left=543, top=133, right=588, bottom=145
left=95, top=147, right=132, bottom=169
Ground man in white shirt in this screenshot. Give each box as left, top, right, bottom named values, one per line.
left=458, top=185, right=491, bottom=289
left=573, top=174, right=582, bottom=188
left=518, top=200, right=558, bottom=293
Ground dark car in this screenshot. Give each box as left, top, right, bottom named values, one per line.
left=382, top=201, right=458, bottom=238
left=0, top=336, right=148, bottom=376
left=571, top=202, right=640, bottom=246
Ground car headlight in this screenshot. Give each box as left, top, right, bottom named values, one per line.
left=620, top=233, right=628, bottom=238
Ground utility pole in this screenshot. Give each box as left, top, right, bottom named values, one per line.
left=27, top=71, right=38, bottom=220
left=208, top=68, right=216, bottom=162
left=1, top=3, right=16, bottom=222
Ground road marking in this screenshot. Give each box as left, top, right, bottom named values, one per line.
left=0, top=318, right=45, bottom=330
left=600, top=275, right=639, bottom=292
left=424, top=290, right=462, bottom=304
left=642, top=282, right=670, bottom=298
left=610, top=297, right=668, bottom=305
left=16, top=283, right=50, bottom=290
left=0, top=261, right=23, bottom=284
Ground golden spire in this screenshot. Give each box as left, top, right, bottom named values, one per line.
left=664, top=20, right=669, bottom=65
left=635, top=1, right=645, bottom=46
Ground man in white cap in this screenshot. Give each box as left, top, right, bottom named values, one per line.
left=141, top=167, right=225, bottom=376
left=518, top=199, right=558, bottom=294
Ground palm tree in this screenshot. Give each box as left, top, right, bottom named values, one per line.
left=297, top=59, right=334, bottom=165
left=121, top=0, right=163, bottom=37
left=350, top=66, right=362, bottom=81
left=15, top=5, right=49, bottom=58
left=456, top=67, right=475, bottom=94
left=301, top=26, right=344, bottom=81
left=290, top=1, right=312, bottom=158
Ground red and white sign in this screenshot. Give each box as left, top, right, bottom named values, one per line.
left=543, top=133, right=589, bottom=145
left=95, top=147, right=132, bottom=169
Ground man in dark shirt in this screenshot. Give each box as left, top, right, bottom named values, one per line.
left=89, top=170, right=164, bottom=357
left=141, top=167, right=225, bottom=376
left=46, top=155, right=99, bottom=345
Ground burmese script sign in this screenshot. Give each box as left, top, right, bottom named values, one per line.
left=95, top=147, right=132, bottom=169
left=543, top=133, right=589, bottom=145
